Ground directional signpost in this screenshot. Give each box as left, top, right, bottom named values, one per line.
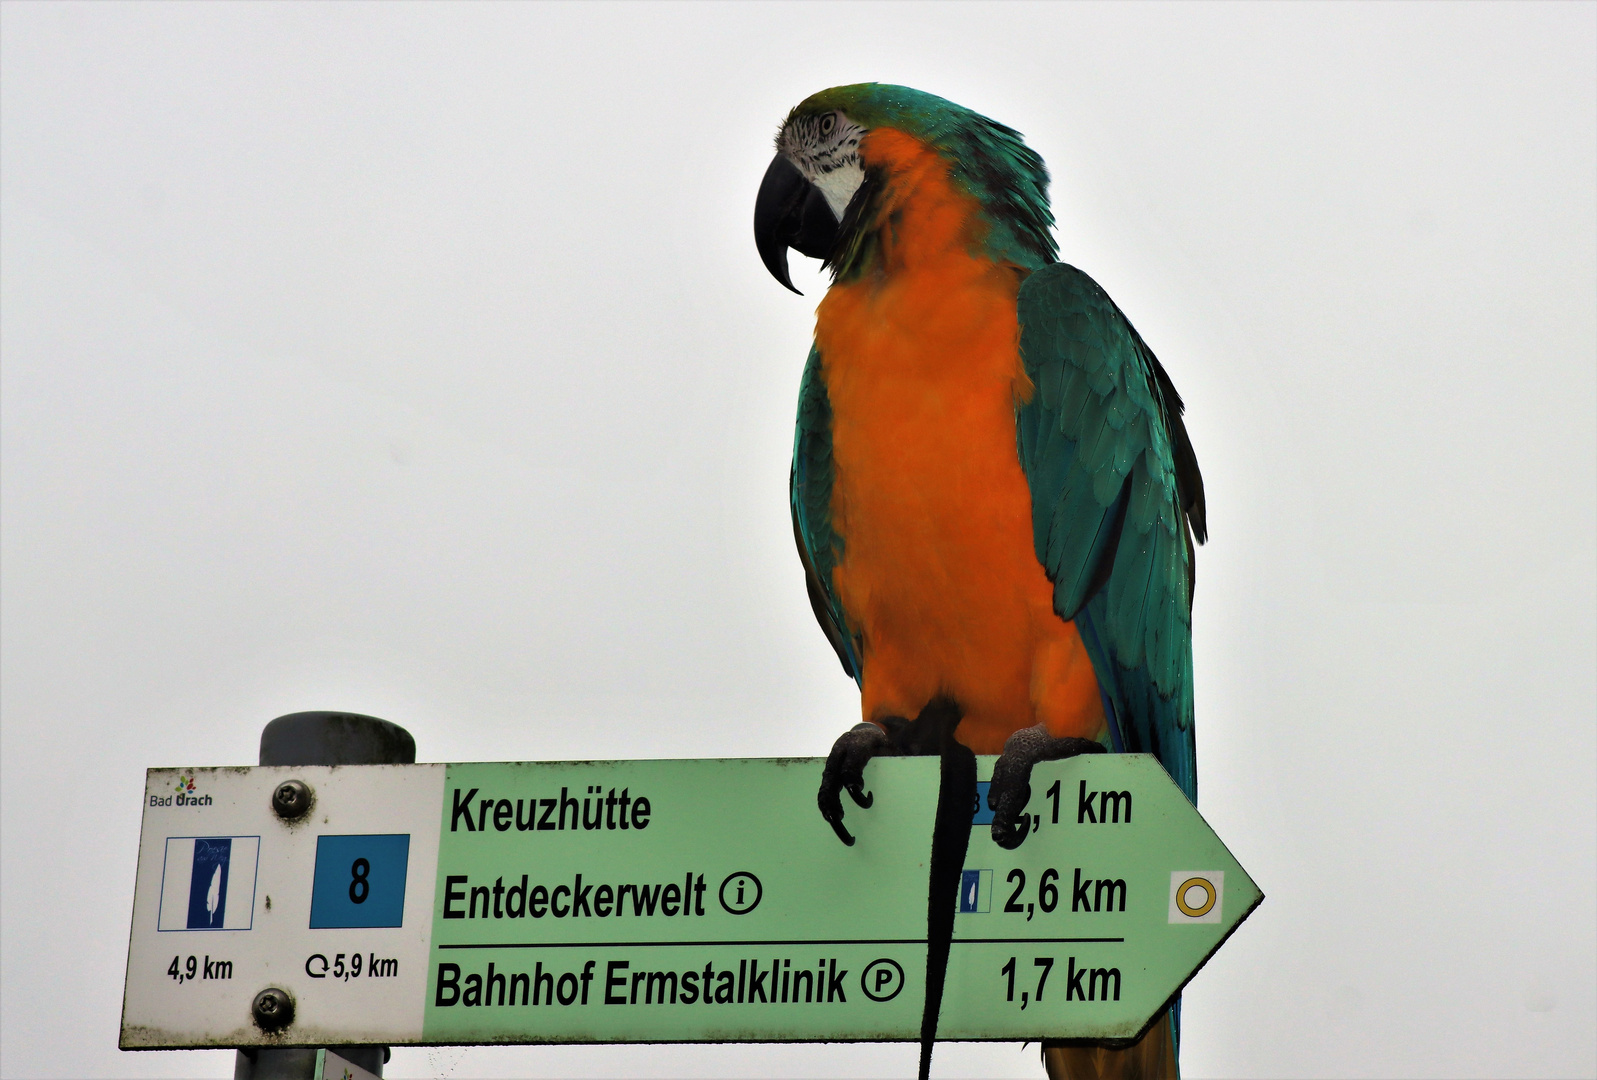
left=122, top=754, right=1260, bottom=1051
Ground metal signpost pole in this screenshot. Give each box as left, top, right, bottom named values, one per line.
left=233, top=712, right=415, bottom=1080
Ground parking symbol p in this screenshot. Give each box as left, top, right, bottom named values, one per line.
left=860, top=958, right=905, bottom=1002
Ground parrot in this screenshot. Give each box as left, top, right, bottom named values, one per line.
left=753, top=85, right=1206, bottom=1080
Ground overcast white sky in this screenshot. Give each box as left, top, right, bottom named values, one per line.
left=3, top=3, right=1593, bottom=1078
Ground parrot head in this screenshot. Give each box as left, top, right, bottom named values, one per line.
left=754, top=83, right=1058, bottom=293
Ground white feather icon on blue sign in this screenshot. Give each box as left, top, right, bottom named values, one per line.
left=958, top=868, right=993, bottom=913
left=157, top=836, right=259, bottom=931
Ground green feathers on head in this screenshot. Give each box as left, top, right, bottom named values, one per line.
left=787, top=83, right=1058, bottom=271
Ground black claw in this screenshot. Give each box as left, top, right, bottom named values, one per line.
left=824, top=813, right=856, bottom=847
left=988, top=726, right=1107, bottom=849
left=817, top=723, right=891, bottom=845
left=990, top=772, right=1033, bottom=849
left=817, top=776, right=855, bottom=845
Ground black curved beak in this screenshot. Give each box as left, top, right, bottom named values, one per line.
left=754, top=154, right=840, bottom=295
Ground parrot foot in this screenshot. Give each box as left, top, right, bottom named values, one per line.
left=988, top=724, right=1106, bottom=849
left=818, top=722, right=894, bottom=846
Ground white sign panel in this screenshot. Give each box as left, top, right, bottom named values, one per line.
left=122, top=766, right=446, bottom=1049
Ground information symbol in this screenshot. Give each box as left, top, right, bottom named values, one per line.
left=349, top=858, right=370, bottom=904
left=717, top=872, right=762, bottom=915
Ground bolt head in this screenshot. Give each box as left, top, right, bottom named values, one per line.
left=271, top=780, right=311, bottom=820
left=251, top=987, right=294, bottom=1031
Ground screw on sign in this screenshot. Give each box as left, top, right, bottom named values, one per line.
left=250, top=987, right=293, bottom=1032
left=271, top=780, right=312, bottom=820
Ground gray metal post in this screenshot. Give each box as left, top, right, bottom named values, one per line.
left=233, top=712, right=415, bottom=1080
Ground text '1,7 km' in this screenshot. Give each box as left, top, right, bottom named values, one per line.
left=121, top=754, right=1260, bottom=1049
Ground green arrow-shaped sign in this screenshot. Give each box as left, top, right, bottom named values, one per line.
left=121, top=754, right=1259, bottom=1049
left=424, top=754, right=1259, bottom=1045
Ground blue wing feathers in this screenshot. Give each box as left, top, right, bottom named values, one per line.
left=1016, top=263, right=1199, bottom=805
left=1056, top=473, right=1132, bottom=616
left=791, top=346, right=861, bottom=683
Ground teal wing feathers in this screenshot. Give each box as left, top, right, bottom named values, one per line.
left=1016, top=264, right=1204, bottom=803
left=791, top=345, right=862, bottom=683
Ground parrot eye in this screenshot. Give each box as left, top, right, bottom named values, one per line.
left=819, top=113, right=836, bottom=137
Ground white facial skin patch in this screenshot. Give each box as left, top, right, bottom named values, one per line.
left=778, top=111, right=867, bottom=220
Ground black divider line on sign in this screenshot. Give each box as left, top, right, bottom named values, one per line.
left=435, top=937, right=1126, bottom=950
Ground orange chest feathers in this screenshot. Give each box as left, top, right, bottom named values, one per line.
left=811, top=129, right=1104, bottom=752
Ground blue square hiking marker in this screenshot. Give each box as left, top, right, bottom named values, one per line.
left=959, top=868, right=993, bottom=913
left=971, top=781, right=995, bottom=825
left=186, top=838, right=231, bottom=928
left=309, top=834, right=410, bottom=929
left=157, top=836, right=259, bottom=931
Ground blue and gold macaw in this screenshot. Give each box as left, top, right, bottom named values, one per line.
left=754, top=85, right=1206, bottom=1080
